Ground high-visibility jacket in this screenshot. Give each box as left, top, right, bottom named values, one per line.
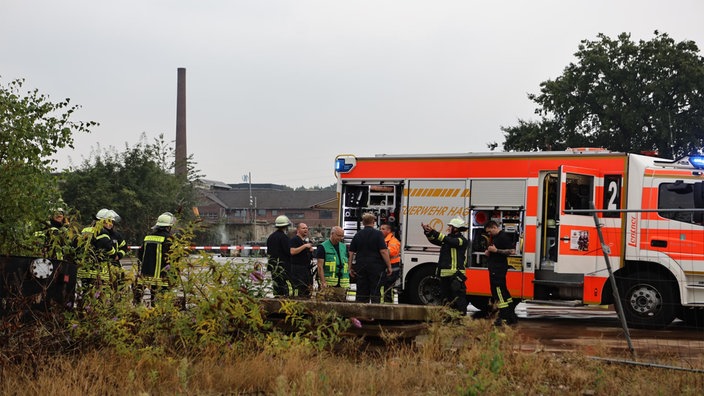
left=35, top=219, right=71, bottom=260
left=137, top=229, right=172, bottom=287
left=384, top=233, right=401, bottom=266
left=80, top=224, right=126, bottom=261
left=76, top=223, right=125, bottom=280
left=424, top=229, right=467, bottom=277
left=320, top=239, right=350, bottom=288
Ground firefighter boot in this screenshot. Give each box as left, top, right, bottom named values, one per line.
left=493, top=307, right=509, bottom=327
left=508, top=300, right=519, bottom=325
left=494, top=307, right=517, bottom=327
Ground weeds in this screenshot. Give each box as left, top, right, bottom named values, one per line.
left=2, top=220, right=703, bottom=394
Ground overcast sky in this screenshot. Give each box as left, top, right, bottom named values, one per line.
left=3, top=1, right=704, bottom=187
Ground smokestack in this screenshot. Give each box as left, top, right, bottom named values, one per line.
left=175, top=67, right=187, bottom=177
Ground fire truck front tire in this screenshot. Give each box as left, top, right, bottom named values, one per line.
left=618, top=272, right=677, bottom=329
left=405, top=265, right=442, bottom=305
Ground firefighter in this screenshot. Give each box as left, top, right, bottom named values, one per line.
left=135, top=212, right=175, bottom=304
left=422, top=217, right=468, bottom=315
left=36, top=206, right=72, bottom=260
left=484, top=220, right=518, bottom=326
left=266, top=215, right=292, bottom=297
left=380, top=223, right=401, bottom=303
left=349, top=213, right=392, bottom=304
left=315, top=226, right=350, bottom=301
left=76, top=208, right=126, bottom=285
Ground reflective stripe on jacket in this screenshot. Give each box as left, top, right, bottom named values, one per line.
left=138, top=231, right=172, bottom=287
left=424, top=229, right=467, bottom=277
left=321, top=239, right=350, bottom=288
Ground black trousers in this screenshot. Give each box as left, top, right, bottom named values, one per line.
left=267, top=261, right=290, bottom=297
left=488, top=262, right=512, bottom=310
left=440, top=274, right=468, bottom=314
left=289, top=263, right=312, bottom=297
left=382, top=266, right=400, bottom=303
left=354, top=260, right=386, bottom=303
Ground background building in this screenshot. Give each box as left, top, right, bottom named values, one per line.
left=196, top=181, right=338, bottom=245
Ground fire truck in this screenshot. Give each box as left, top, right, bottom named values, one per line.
left=334, top=149, right=704, bottom=328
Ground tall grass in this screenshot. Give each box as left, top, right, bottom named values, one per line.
left=2, top=220, right=702, bottom=394
left=2, top=318, right=703, bottom=395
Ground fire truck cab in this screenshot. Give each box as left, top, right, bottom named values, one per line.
left=335, top=149, right=704, bottom=328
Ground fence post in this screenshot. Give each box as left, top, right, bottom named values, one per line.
left=589, top=202, right=636, bottom=358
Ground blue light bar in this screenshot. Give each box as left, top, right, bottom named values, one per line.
left=335, top=157, right=355, bottom=173
left=690, top=156, right=704, bottom=169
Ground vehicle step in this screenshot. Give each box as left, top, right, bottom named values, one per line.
left=532, top=279, right=583, bottom=287
left=525, top=299, right=583, bottom=307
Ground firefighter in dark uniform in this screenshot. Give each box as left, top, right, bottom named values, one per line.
left=40, top=207, right=71, bottom=260
left=135, top=212, right=175, bottom=304
left=266, top=215, right=292, bottom=297
left=484, top=220, right=518, bottom=326
left=77, top=208, right=126, bottom=285
left=422, top=217, right=469, bottom=315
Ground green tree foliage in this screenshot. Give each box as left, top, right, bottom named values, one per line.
left=0, top=78, right=96, bottom=255
left=60, top=134, right=197, bottom=244
left=3, top=218, right=350, bottom=361
left=500, top=32, right=704, bottom=157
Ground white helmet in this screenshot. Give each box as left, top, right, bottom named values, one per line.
left=447, top=217, right=468, bottom=230
left=107, top=210, right=121, bottom=223
left=96, top=208, right=110, bottom=220
left=274, top=215, right=291, bottom=227
left=155, top=212, right=175, bottom=227
left=97, top=208, right=120, bottom=222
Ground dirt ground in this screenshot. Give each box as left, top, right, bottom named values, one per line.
left=506, top=303, right=704, bottom=367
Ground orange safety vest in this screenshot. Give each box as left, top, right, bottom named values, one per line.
left=384, top=233, right=401, bottom=265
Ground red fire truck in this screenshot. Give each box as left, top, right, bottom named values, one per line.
left=334, top=149, right=704, bottom=328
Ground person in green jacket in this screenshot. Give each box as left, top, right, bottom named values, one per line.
left=316, top=226, right=350, bottom=301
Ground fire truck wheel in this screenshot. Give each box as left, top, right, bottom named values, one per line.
left=618, top=272, right=676, bottom=329
left=405, top=265, right=442, bottom=306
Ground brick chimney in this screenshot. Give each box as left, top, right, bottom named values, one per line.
left=175, top=67, right=187, bottom=177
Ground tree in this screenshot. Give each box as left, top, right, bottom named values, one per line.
left=0, top=78, right=96, bottom=255
left=500, top=32, right=704, bottom=158
left=60, top=134, right=197, bottom=244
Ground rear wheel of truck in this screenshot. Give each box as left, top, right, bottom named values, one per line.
left=405, top=264, right=442, bottom=305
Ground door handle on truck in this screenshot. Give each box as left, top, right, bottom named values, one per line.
left=650, top=240, right=667, bottom=248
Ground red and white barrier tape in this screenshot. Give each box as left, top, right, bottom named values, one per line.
left=128, top=245, right=267, bottom=251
